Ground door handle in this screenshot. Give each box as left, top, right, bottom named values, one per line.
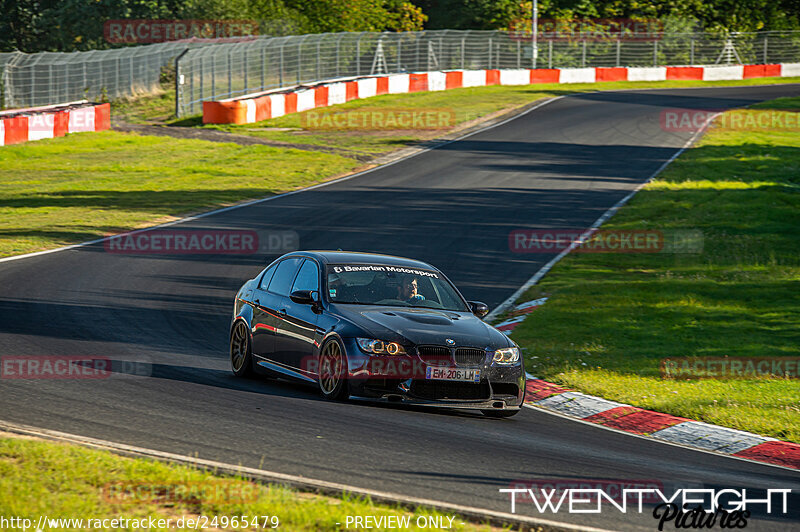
left=254, top=299, right=260, bottom=306
left=280, top=309, right=287, bottom=317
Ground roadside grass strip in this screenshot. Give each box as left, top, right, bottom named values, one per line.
left=0, top=434, right=500, bottom=531
left=0, top=132, right=357, bottom=257
left=505, top=95, right=800, bottom=461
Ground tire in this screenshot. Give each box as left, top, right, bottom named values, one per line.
left=482, top=409, right=520, bottom=418
left=230, top=321, right=255, bottom=377
left=318, top=337, right=348, bottom=400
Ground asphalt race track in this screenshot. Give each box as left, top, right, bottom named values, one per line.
left=2, top=85, right=800, bottom=531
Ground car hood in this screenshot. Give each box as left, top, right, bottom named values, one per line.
left=332, top=305, right=511, bottom=349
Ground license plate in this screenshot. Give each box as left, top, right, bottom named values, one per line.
left=426, top=366, right=480, bottom=382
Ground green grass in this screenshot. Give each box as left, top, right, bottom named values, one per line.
left=0, top=132, right=358, bottom=256
left=204, top=76, right=800, bottom=156
left=0, top=435, right=498, bottom=531
left=510, top=97, right=800, bottom=442
left=3, top=76, right=800, bottom=257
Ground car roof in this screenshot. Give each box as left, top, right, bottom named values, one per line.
left=287, top=251, right=437, bottom=271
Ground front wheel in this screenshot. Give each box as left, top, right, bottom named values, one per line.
left=482, top=409, right=520, bottom=418
left=318, top=338, right=348, bottom=400
left=230, top=321, right=254, bottom=377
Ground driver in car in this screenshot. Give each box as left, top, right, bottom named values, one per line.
left=397, top=276, right=425, bottom=304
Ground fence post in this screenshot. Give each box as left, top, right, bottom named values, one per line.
left=260, top=45, right=265, bottom=90
left=461, top=37, right=465, bottom=69
left=488, top=38, right=492, bottom=69
left=279, top=40, right=284, bottom=86
left=227, top=49, right=232, bottom=97
left=397, top=40, right=402, bottom=71
left=653, top=40, right=658, bottom=66
left=581, top=40, right=586, bottom=67
left=616, top=39, right=620, bottom=67
left=763, top=35, right=768, bottom=64
left=690, top=38, right=695, bottom=65
left=175, top=49, right=189, bottom=118
left=211, top=51, right=216, bottom=98
left=243, top=47, right=248, bottom=94
left=356, top=33, right=364, bottom=76
left=335, top=35, right=340, bottom=76
left=548, top=40, right=553, bottom=68
left=316, top=37, right=321, bottom=80
left=517, top=39, right=521, bottom=68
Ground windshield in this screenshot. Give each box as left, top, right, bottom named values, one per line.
left=326, top=264, right=469, bottom=311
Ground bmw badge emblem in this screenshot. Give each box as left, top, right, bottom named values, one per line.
left=445, top=338, right=455, bottom=345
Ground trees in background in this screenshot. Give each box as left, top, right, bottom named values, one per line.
left=0, top=0, right=427, bottom=51
left=1, top=0, right=798, bottom=52
left=412, top=0, right=800, bottom=33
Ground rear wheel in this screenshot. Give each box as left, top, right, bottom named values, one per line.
left=318, top=338, right=348, bottom=400
left=230, top=321, right=254, bottom=377
left=482, top=409, right=520, bottom=418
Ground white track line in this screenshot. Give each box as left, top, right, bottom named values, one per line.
left=0, top=97, right=562, bottom=265
left=0, top=419, right=611, bottom=532
left=485, top=112, right=720, bottom=321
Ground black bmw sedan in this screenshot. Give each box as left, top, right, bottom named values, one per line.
left=230, top=251, right=526, bottom=417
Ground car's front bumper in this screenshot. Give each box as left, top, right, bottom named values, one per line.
left=341, top=338, right=526, bottom=410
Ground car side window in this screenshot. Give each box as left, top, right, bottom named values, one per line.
left=267, top=257, right=303, bottom=296
left=291, top=260, right=320, bottom=293
left=258, top=263, right=278, bottom=290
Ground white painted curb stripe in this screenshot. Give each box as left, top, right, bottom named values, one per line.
left=651, top=421, right=775, bottom=454
left=534, top=392, right=625, bottom=419
left=0, top=419, right=610, bottom=532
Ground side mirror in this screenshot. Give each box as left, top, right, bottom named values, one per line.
left=290, top=290, right=314, bottom=305
left=468, top=301, right=489, bottom=319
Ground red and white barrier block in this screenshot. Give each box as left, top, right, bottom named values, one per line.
left=0, top=101, right=110, bottom=147
left=203, top=63, right=800, bottom=125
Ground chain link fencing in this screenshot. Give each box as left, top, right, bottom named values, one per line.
left=176, top=30, right=800, bottom=116
left=2, top=30, right=799, bottom=114
left=0, top=37, right=263, bottom=109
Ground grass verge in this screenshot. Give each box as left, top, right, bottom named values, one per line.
left=510, top=97, right=800, bottom=442
left=117, top=77, right=800, bottom=158
left=3, top=77, right=799, bottom=257
left=0, top=132, right=358, bottom=257
left=0, top=434, right=500, bottom=531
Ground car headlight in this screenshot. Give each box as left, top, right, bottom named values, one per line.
left=492, top=347, right=520, bottom=364
left=356, top=338, right=407, bottom=355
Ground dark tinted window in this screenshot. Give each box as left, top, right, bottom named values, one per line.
left=267, top=258, right=302, bottom=296
left=258, top=263, right=278, bottom=289
left=291, top=260, right=320, bottom=293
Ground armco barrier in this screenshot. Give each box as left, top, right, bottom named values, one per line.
left=0, top=101, right=110, bottom=146
left=202, top=63, right=800, bottom=125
